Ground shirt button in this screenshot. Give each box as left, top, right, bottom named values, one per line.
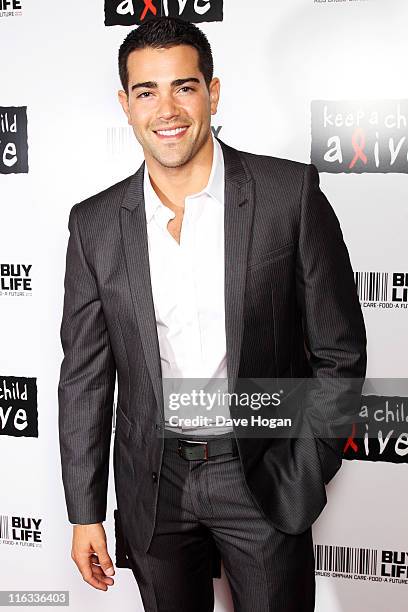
left=152, top=472, right=158, bottom=483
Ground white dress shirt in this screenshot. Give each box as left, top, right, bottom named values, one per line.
left=143, top=135, right=233, bottom=435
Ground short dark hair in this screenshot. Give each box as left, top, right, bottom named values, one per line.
left=118, top=16, right=214, bottom=94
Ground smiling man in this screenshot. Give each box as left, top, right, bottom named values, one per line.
left=117, top=36, right=220, bottom=247
left=58, top=16, right=367, bottom=612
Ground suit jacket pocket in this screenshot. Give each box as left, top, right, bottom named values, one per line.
left=247, top=242, right=294, bottom=270
left=315, top=437, right=343, bottom=485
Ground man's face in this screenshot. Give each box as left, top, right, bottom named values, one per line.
left=118, top=44, right=220, bottom=168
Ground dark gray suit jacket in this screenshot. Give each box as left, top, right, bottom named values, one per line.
left=58, top=137, right=367, bottom=566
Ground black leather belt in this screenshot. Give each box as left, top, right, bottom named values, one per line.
left=164, top=434, right=239, bottom=461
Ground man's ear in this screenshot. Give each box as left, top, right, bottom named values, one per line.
left=118, top=90, right=131, bottom=125
left=209, top=77, right=220, bottom=116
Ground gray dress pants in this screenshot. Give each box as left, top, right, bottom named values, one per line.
left=126, top=433, right=315, bottom=612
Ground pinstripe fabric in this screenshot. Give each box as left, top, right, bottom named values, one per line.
left=126, top=440, right=315, bottom=612
left=57, top=138, right=367, bottom=561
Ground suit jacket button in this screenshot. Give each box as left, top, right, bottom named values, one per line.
left=152, top=472, right=158, bottom=483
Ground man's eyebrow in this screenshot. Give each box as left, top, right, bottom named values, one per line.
left=130, top=77, right=200, bottom=92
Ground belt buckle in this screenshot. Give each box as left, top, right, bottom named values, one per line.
left=178, top=439, right=209, bottom=460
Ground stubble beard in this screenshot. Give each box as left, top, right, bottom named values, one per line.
left=137, top=126, right=209, bottom=169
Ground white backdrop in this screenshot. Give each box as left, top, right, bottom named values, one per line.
left=1, top=0, right=407, bottom=610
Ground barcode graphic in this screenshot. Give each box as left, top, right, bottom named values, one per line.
left=355, top=272, right=389, bottom=302
left=314, top=545, right=378, bottom=575
left=0, top=515, right=9, bottom=539
left=106, top=127, right=136, bottom=156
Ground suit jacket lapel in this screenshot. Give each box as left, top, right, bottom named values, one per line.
left=119, top=137, right=255, bottom=417
left=218, top=138, right=255, bottom=394
left=119, top=163, right=164, bottom=415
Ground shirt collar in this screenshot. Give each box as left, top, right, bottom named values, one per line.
left=143, top=133, right=224, bottom=225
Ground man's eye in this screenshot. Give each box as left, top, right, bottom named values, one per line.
left=136, top=87, right=194, bottom=98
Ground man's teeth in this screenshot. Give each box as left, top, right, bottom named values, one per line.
left=156, top=127, right=188, bottom=136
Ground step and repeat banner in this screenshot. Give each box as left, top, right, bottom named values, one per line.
left=1, top=1, right=407, bottom=610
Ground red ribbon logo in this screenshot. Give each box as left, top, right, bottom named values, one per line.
left=140, top=0, right=157, bottom=20
left=349, top=127, right=368, bottom=169
left=344, top=422, right=358, bottom=453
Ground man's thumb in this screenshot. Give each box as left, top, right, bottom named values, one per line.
left=94, top=546, right=115, bottom=576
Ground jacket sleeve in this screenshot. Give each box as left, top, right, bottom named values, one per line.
left=295, top=163, right=367, bottom=484
left=58, top=203, right=116, bottom=524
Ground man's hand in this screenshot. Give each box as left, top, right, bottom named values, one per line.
left=71, top=523, right=115, bottom=590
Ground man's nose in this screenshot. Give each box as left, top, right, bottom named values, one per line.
left=157, top=94, right=180, bottom=121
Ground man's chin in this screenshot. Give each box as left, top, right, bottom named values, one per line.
left=151, top=150, right=194, bottom=169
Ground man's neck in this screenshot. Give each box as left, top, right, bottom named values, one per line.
left=144, top=133, right=214, bottom=212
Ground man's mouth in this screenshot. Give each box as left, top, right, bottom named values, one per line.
left=153, top=126, right=189, bottom=139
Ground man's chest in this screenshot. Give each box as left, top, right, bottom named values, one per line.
left=146, top=198, right=225, bottom=322
left=165, top=209, right=183, bottom=245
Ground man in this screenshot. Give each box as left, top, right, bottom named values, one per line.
left=58, top=16, right=367, bottom=612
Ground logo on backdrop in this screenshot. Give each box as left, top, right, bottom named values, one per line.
left=311, top=100, right=408, bottom=173
left=104, top=0, right=223, bottom=26
left=0, top=0, right=22, bottom=17
left=0, top=106, right=28, bottom=174
left=355, top=271, right=408, bottom=310
left=344, top=394, right=408, bottom=464
left=0, top=515, right=42, bottom=547
left=106, top=124, right=222, bottom=156
left=0, top=263, right=32, bottom=297
left=0, top=377, right=38, bottom=438
left=313, top=0, right=371, bottom=4
left=315, top=544, right=408, bottom=585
